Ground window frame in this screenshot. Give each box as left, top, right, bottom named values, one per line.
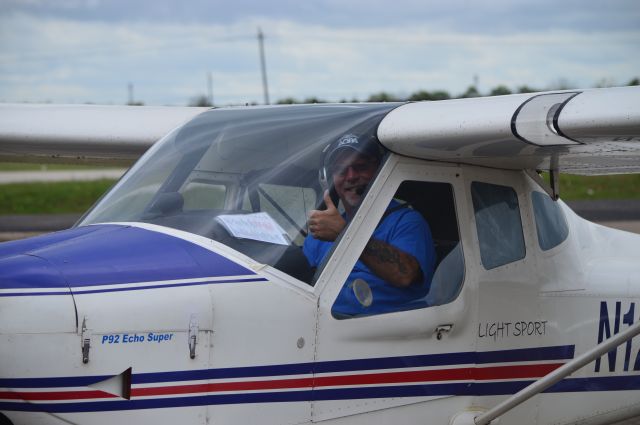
left=471, top=180, right=527, bottom=270
left=314, top=156, right=466, bottom=319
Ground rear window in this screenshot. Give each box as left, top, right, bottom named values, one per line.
left=472, top=181, right=526, bottom=269
left=532, top=191, right=569, bottom=251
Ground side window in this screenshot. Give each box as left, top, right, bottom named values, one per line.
left=471, top=181, right=525, bottom=269
left=331, top=181, right=463, bottom=319
left=532, top=191, right=569, bottom=250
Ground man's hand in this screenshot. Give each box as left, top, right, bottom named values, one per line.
left=308, top=190, right=346, bottom=241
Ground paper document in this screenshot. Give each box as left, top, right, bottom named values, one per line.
left=216, top=212, right=289, bottom=245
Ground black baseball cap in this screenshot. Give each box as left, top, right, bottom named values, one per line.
left=323, top=133, right=383, bottom=168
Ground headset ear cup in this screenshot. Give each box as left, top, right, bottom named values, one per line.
left=319, top=167, right=329, bottom=192
left=317, top=167, right=339, bottom=210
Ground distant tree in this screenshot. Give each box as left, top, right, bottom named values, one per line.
left=303, top=97, right=326, bottom=104
left=459, top=85, right=480, bottom=98
left=628, top=77, right=640, bottom=86
left=188, top=95, right=212, bottom=107
left=276, top=97, right=298, bottom=104
left=367, top=92, right=400, bottom=102
left=430, top=90, right=451, bottom=100
left=595, top=78, right=617, bottom=88
left=517, top=85, right=537, bottom=93
left=548, top=78, right=574, bottom=90
left=407, top=89, right=451, bottom=101
left=408, top=90, right=432, bottom=101
left=489, top=85, right=512, bottom=96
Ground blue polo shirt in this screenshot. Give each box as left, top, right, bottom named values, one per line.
left=304, top=201, right=436, bottom=316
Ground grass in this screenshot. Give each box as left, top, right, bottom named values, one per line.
left=546, top=174, right=640, bottom=200
left=0, top=162, right=115, bottom=171
left=0, top=180, right=116, bottom=214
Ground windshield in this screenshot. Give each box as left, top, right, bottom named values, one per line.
left=80, top=104, right=397, bottom=284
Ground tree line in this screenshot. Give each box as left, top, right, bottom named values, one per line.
left=275, top=77, right=640, bottom=105
left=186, top=77, right=639, bottom=107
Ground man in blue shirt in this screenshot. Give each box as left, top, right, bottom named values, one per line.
left=304, top=134, right=436, bottom=316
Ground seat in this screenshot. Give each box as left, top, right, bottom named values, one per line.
left=425, top=242, right=464, bottom=306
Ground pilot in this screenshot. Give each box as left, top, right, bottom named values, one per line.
left=304, top=133, right=436, bottom=316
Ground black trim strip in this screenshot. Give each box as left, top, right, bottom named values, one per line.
left=552, top=92, right=583, bottom=144
left=510, top=92, right=582, bottom=147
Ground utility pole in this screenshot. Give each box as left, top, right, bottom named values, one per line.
left=207, top=72, right=214, bottom=106
left=257, top=27, right=270, bottom=105
left=127, top=82, right=134, bottom=105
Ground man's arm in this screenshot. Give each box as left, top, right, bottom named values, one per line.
left=360, top=239, right=423, bottom=288
left=307, top=191, right=427, bottom=287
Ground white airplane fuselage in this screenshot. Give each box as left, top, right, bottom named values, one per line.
left=2, top=156, right=640, bottom=425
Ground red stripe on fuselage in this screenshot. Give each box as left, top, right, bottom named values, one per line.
left=0, top=363, right=562, bottom=402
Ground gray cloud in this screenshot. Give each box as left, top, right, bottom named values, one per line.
left=0, top=1, right=638, bottom=105
left=2, top=0, right=639, bottom=32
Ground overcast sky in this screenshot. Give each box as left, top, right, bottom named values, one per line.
left=0, top=0, right=638, bottom=106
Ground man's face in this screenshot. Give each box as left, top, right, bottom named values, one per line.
left=330, top=150, right=379, bottom=212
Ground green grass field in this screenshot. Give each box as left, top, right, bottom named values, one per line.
left=0, top=162, right=113, bottom=171
left=0, top=180, right=116, bottom=214
left=0, top=173, right=638, bottom=215
left=551, top=174, right=640, bottom=200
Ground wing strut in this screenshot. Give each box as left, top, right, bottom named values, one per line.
left=525, top=168, right=560, bottom=201
left=474, top=320, right=640, bottom=425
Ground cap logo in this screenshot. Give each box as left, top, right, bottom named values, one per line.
left=337, top=134, right=359, bottom=148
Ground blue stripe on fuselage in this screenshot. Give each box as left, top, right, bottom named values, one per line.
left=0, top=345, right=575, bottom=388
left=1, top=376, right=640, bottom=413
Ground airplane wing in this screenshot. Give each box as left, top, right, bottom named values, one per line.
left=377, top=86, right=640, bottom=175
left=0, top=103, right=209, bottom=165
left=0, top=86, right=638, bottom=174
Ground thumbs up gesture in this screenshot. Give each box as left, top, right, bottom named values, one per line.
left=308, top=190, right=346, bottom=241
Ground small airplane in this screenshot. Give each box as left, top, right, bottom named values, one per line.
left=1, top=86, right=639, bottom=425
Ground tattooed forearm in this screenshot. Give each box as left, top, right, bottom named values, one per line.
left=361, top=239, right=422, bottom=288
left=363, top=240, right=408, bottom=273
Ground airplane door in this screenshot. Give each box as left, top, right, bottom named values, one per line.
left=465, top=169, right=545, bottom=424
left=312, top=158, right=476, bottom=423
left=69, top=272, right=214, bottom=424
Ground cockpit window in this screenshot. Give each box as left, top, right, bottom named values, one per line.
left=80, top=104, right=397, bottom=284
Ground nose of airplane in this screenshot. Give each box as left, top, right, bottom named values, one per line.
left=0, top=224, right=253, bottom=334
